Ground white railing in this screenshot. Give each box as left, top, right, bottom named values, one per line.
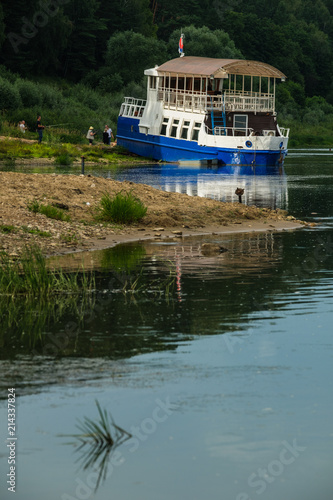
left=156, top=88, right=275, bottom=114
left=119, top=97, right=146, bottom=118
left=206, top=125, right=287, bottom=138
left=223, top=92, right=275, bottom=112
left=206, top=125, right=254, bottom=137
left=279, top=127, right=290, bottom=138
left=158, top=88, right=207, bottom=113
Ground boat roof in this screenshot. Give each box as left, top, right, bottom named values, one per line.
left=156, top=56, right=286, bottom=79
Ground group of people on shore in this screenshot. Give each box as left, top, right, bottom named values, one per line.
left=18, top=116, right=44, bottom=143
left=86, top=125, right=114, bottom=146
left=18, top=116, right=114, bottom=146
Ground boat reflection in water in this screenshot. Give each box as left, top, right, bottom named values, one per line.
left=127, top=162, right=288, bottom=210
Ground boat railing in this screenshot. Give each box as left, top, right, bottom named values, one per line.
left=279, top=127, right=290, bottom=137
left=206, top=124, right=289, bottom=138
left=158, top=88, right=207, bottom=113
left=223, top=92, right=275, bottom=113
left=119, top=97, right=147, bottom=118
left=205, top=125, right=255, bottom=137
left=158, top=88, right=275, bottom=113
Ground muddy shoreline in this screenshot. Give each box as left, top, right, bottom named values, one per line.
left=0, top=171, right=306, bottom=258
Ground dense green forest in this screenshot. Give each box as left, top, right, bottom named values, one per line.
left=1, top=0, right=333, bottom=145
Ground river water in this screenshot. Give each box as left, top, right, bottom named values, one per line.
left=0, top=152, right=333, bottom=500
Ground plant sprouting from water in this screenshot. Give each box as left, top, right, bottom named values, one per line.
left=64, top=400, right=131, bottom=491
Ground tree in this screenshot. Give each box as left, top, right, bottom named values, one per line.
left=0, top=4, right=5, bottom=50
left=61, top=0, right=107, bottom=79
left=105, top=31, right=168, bottom=83
left=0, top=0, right=71, bottom=75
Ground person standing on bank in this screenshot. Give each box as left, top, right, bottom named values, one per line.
left=86, top=126, right=96, bottom=146
left=19, top=120, right=27, bottom=133
left=107, top=125, right=114, bottom=145
left=36, top=115, right=44, bottom=144
left=103, top=125, right=109, bottom=145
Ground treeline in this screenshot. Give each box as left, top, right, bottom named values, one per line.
left=1, top=0, right=333, bottom=99
left=1, top=0, right=333, bottom=144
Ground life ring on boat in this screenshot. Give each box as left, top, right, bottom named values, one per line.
left=267, top=131, right=275, bottom=136
left=245, top=140, right=252, bottom=148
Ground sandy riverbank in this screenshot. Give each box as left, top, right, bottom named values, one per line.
left=0, top=171, right=307, bottom=258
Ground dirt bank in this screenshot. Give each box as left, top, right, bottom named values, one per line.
left=0, top=171, right=306, bottom=258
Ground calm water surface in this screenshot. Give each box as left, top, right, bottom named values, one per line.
left=0, top=153, right=333, bottom=500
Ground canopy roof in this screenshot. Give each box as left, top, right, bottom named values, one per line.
left=156, top=56, right=286, bottom=79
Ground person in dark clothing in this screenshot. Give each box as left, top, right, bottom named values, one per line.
left=103, top=125, right=109, bottom=145
left=36, top=115, right=44, bottom=144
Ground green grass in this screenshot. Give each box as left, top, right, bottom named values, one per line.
left=282, top=120, right=333, bottom=147
left=0, top=224, right=16, bottom=234
left=0, top=134, right=149, bottom=165
left=96, top=191, right=147, bottom=224
left=21, top=226, right=52, bottom=237
left=27, top=199, right=71, bottom=222
left=0, top=245, right=95, bottom=296
left=54, top=152, right=73, bottom=166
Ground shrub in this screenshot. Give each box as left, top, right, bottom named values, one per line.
left=96, top=191, right=147, bottom=224
left=38, top=83, right=63, bottom=109
left=54, top=152, right=73, bottom=165
left=16, top=79, right=42, bottom=107
left=0, top=77, right=22, bottom=111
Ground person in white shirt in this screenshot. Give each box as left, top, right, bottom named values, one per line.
left=19, top=120, right=27, bottom=133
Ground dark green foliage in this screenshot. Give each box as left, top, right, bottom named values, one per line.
left=54, top=152, right=73, bottom=166
left=0, top=77, right=22, bottom=110
left=96, top=191, right=147, bottom=224
left=16, top=79, right=42, bottom=107
left=105, top=31, right=168, bottom=83
left=0, top=4, right=5, bottom=49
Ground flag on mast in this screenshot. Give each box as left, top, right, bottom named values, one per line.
left=178, top=33, right=184, bottom=57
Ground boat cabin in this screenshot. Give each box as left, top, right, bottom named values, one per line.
left=120, top=56, right=289, bottom=140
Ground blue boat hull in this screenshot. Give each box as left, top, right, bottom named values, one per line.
left=117, top=116, right=286, bottom=167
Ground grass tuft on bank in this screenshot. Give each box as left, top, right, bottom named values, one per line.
left=0, top=245, right=94, bottom=296
left=27, top=199, right=71, bottom=222
left=96, top=191, right=147, bottom=224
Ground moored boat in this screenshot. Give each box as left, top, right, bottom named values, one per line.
left=117, top=56, right=289, bottom=166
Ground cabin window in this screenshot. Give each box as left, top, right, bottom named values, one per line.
left=181, top=120, right=190, bottom=139
left=170, top=77, right=177, bottom=89
left=191, top=122, right=201, bottom=141
left=234, top=114, right=248, bottom=134
left=170, top=119, right=179, bottom=138
left=149, top=76, right=157, bottom=89
left=160, top=118, right=169, bottom=136
left=178, top=78, right=185, bottom=90
left=194, top=78, right=201, bottom=91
